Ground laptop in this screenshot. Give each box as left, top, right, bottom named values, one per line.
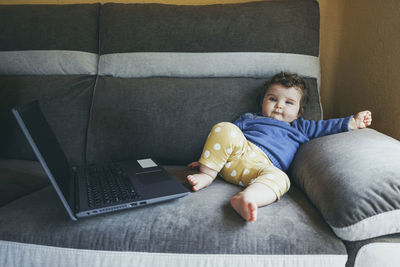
left=12, top=101, right=190, bottom=221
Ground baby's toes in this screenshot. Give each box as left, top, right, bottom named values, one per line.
left=187, top=175, right=197, bottom=185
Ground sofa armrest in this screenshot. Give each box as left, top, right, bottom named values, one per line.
left=290, top=129, right=400, bottom=241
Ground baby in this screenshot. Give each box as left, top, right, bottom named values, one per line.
left=187, top=72, right=372, bottom=223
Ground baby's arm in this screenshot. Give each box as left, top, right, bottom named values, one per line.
left=349, top=110, right=372, bottom=130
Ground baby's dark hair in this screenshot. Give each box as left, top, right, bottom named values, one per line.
left=262, top=72, right=308, bottom=115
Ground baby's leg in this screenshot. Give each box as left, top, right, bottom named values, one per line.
left=231, top=165, right=290, bottom=222
left=230, top=182, right=277, bottom=222
left=187, top=122, right=245, bottom=191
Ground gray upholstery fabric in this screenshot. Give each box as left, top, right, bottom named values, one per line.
left=0, top=1, right=363, bottom=265
left=0, top=4, right=99, bottom=165
left=0, top=159, right=48, bottom=207
left=91, top=1, right=322, bottom=166
left=0, top=162, right=346, bottom=256
left=0, top=75, right=95, bottom=165
left=0, top=4, right=99, bottom=53
left=86, top=77, right=320, bottom=165
left=98, top=52, right=320, bottom=80
left=290, top=129, right=400, bottom=241
left=0, top=51, right=98, bottom=75
left=99, top=1, right=319, bottom=55
left=344, top=233, right=400, bottom=267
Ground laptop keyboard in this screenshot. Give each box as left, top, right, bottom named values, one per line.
left=86, top=164, right=139, bottom=208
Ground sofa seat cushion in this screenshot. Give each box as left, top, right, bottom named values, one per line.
left=0, top=162, right=346, bottom=266
left=0, top=159, right=48, bottom=207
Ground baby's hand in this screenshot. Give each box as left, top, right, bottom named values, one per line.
left=353, top=110, right=372, bottom=129
left=187, top=161, right=200, bottom=168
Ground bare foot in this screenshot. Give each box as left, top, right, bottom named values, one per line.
left=187, top=163, right=218, bottom=191
left=187, top=173, right=214, bottom=191
left=230, top=192, right=258, bottom=222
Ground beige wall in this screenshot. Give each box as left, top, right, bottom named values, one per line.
left=317, top=0, right=345, bottom=118
left=319, top=0, right=400, bottom=140
left=3, top=0, right=400, bottom=140
left=337, top=0, right=400, bottom=140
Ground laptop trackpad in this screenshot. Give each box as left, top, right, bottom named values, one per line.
left=137, top=171, right=169, bottom=184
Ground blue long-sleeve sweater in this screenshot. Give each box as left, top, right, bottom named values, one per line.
left=233, top=113, right=353, bottom=171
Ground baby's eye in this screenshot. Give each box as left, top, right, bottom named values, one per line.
left=286, top=101, right=294, bottom=105
left=268, top=97, right=277, bottom=102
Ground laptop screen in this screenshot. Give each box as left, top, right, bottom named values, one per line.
left=12, top=101, right=73, bottom=207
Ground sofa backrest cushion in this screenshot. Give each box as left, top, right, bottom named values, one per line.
left=87, top=0, right=321, bottom=165
left=0, top=4, right=99, bottom=53
left=98, top=1, right=319, bottom=55
left=0, top=4, right=99, bottom=166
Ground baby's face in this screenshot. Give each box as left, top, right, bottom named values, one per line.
left=262, top=84, right=302, bottom=123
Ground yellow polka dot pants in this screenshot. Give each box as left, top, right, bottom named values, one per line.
left=198, top=122, right=290, bottom=200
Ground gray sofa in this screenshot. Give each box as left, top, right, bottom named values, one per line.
left=1, top=1, right=400, bottom=267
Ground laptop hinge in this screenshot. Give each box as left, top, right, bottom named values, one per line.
left=71, top=166, right=79, bottom=213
